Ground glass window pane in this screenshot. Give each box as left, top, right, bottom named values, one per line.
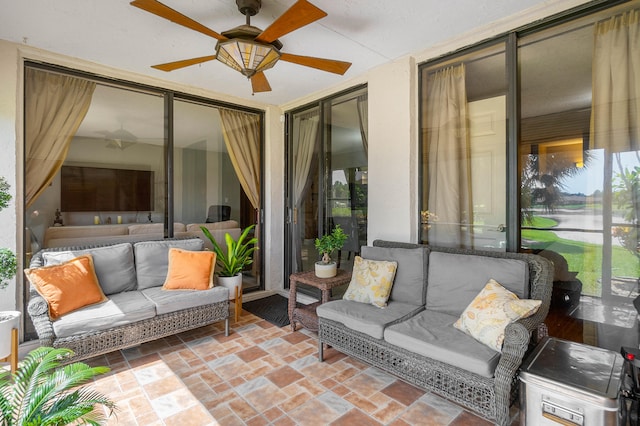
left=327, top=90, right=368, bottom=273
left=27, top=82, right=165, bottom=243
left=174, top=99, right=261, bottom=292
left=289, top=107, right=321, bottom=274
left=421, top=43, right=508, bottom=250
left=519, top=2, right=640, bottom=347
left=173, top=100, right=241, bottom=225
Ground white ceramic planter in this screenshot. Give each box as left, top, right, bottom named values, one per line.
left=0, top=311, right=21, bottom=359
left=315, top=261, right=337, bottom=278
left=217, top=273, right=242, bottom=301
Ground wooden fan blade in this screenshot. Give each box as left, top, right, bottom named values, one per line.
left=280, top=53, right=351, bottom=75
left=255, top=0, right=327, bottom=43
left=251, top=72, right=272, bottom=93
left=130, top=0, right=227, bottom=41
left=151, top=55, right=217, bottom=72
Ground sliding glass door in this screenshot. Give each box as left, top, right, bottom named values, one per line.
left=518, top=5, right=640, bottom=306
left=173, top=99, right=261, bottom=292
left=23, top=63, right=264, bottom=340
left=420, top=42, right=509, bottom=250
left=419, top=1, right=640, bottom=348
left=285, top=86, right=368, bottom=295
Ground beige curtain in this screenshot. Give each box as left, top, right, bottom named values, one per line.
left=25, top=68, right=96, bottom=207
left=219, top=108, right=262, bottom=277
left=292, top=110, right=320, bottom=271
left=218, top=109, right=261, bottom=211
left=591, top=9, right=640, bottom=152
left=425, top=64, right=473, bottom=247
left=590, top=9, right=640, bottom=289
left=356, top=94, right=368, bottom=155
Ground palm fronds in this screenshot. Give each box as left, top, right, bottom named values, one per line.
left=0, top=347, right=115, bottom=425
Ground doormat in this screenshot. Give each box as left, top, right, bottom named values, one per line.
left=243, top=294, right=294, bottom=328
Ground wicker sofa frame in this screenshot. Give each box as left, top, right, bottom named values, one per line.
left=318, top=240, right=553, bottom=426
left=27, top=240, right=230, bottom=363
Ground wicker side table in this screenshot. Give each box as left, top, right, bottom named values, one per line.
left=288, top=269, right=352, bottom=332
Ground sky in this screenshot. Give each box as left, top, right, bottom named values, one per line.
left=563, top=149, right=639, bottom=196
left=564, top=149, right=604, bottom=195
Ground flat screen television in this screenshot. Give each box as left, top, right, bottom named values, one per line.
left=61, top=165, right=153, bottom=212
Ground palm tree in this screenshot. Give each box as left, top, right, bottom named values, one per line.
left=0, top=347, right=116, bottom=425
left=612, top=162, right=640, bottom=261
left=521, top=150, right=593, bottom=224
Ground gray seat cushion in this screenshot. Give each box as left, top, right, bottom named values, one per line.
left=134, top=239, right=205, bottom=290
left=42, top=243, right=136, bottom=295
left=317, top=299, right=422, bottom=340
left=361, top=246, right=429, bottom=306
left=384, top=309, right=501, bottom=378
left=426, top=251, right=529, bottom=317
left=52, top=291, right=155, bottom=338
left=141, top=286, right=228, bottom=315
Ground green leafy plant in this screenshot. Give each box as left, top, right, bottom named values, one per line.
left=613, top=165, right=640, bottom=260
left=0, top=177, right=16, bottom=291
left=200, top=224, right=258, bottom=277
left=0, top=346, right=116, bottom=425
left=0, top=248, right=17, bottom=291
left=315, top=225, right=348, bottom=264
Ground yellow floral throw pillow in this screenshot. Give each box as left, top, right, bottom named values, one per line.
left=454, top=279, right=541, bottom=352
left=343, top=256, right=398, bottom=308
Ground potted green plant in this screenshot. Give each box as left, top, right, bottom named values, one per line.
left=0, top=177, right=19, bottom=364
left=0, top=346, right=116, bottom=425
left=200, top=224, right=258, bottom=301
left=314, top=225, right=348, bottom=278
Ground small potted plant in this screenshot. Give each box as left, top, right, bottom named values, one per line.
left=200, top=224, right=258, bottom=301
left=314, top=225, right=348, bottom=278
left=0, top=177, right=19, bottom=365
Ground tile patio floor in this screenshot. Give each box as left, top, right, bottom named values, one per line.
left=87, top=308, right=510, bottom=426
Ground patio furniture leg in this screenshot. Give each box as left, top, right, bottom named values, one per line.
left=234, top=286, right=242, bottom=323
left=0, top=328, right=19, bottom=373
left=225, top=318, right=229, bottom=336
left=318, top=338, right=324, bottom=362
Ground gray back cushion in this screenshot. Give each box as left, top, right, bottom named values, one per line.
left=361, top=246, right=428, bottom=306
left=426, top=251, right=529, bottom=316
left=42, top=243, right=136, bottom=295
left=134, top=239, right=205, bottom=290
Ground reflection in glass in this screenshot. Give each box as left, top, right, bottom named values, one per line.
left=421, top=43, right=507, bottom=250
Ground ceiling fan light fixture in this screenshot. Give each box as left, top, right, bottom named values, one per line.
left=216, top=38, right=281, bottom=78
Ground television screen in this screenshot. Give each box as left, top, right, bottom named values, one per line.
left=61, top=166, right=153, bottom=212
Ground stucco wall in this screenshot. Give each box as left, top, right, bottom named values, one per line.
left=0, top=40, right=19, bottom=311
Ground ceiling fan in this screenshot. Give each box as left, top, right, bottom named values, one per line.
left=130, top=0, right=352, bottom=93
left=96, top=126, right=138, bottom=150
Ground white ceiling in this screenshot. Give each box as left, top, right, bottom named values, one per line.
left=1, top=0, right=556, bottom=106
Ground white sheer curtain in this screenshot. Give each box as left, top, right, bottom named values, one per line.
left=291, top=110, right=320, bottom=272
left=591, top=9, right=640, bottom=287
left=591, top=9, right=640, bottom=153
left=425, top=64, right=473, bottom=247
left=25, top=68, right=96, bottom=207
left=357, top=94, right=368, bottom=155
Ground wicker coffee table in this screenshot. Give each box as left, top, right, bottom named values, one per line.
left=288, top=269, right=352, bottom=332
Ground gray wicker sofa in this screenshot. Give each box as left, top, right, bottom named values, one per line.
left=317, top=240, right=553, bottom=426
left=27, top=238, right=229, bottom=362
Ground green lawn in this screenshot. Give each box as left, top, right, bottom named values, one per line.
left=523, top=216, right=558, bottom=228
left=522, top=219, right=639, bottom=296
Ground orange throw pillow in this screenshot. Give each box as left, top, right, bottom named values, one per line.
left=24, top=254, right=107, bottom=320
left=163, top=248, right=216, bottom=290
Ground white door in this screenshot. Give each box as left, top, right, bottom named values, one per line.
left=468, top=95, right=507, bottom=250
